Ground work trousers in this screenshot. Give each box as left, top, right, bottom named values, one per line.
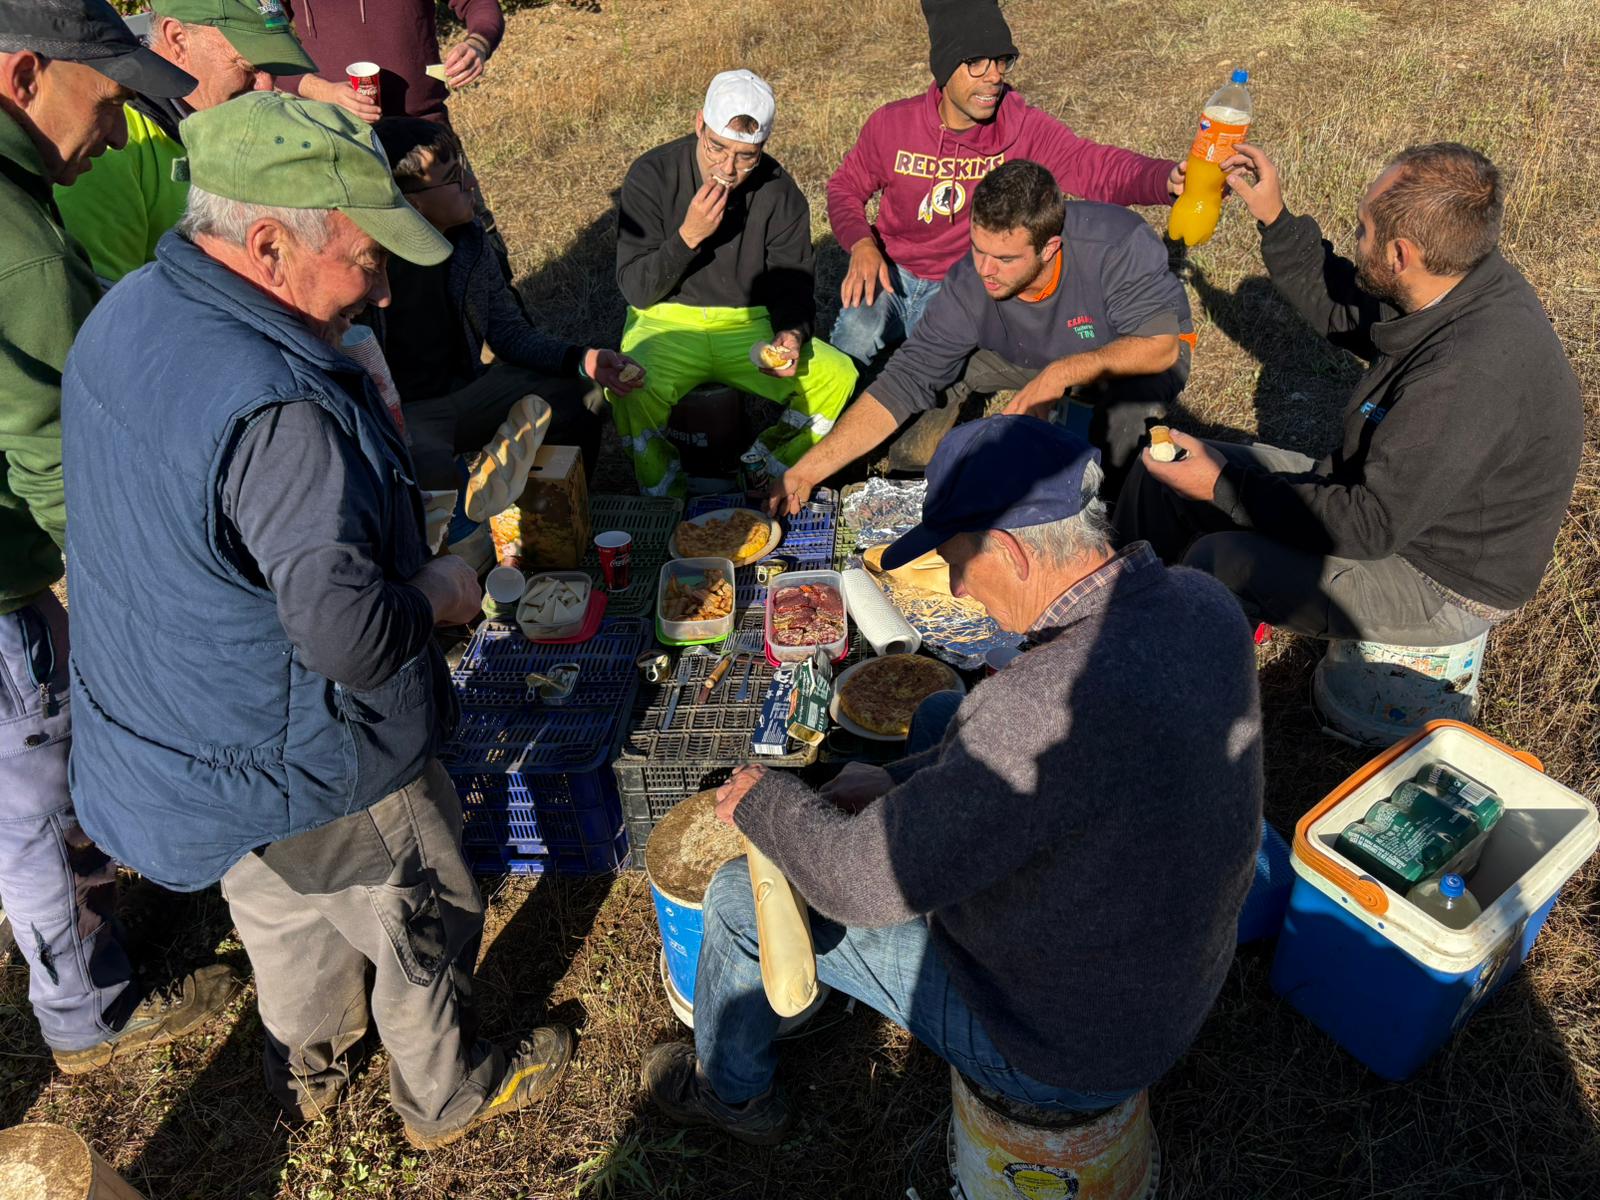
left=607, top=303, right=859, bottom=499
left=403, top=363, right=605, bottom=493
left=693, top=693, right=1137, bottom=1114
left=1115, top=440, right=1494, bottom=645
left=0, top=591, right=135, bottom=1052
left=220, top=760, right=503, bottom=1136
left=827, top=262, right=945, bottom=369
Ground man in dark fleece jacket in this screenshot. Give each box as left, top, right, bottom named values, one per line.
left=643, top=417, right=1262, bottom=1145
left=1117, top=142, right=1582, bottom=644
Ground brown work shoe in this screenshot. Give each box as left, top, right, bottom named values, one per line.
left=52, top=964, right=242, bottom=1075
left=404, top=1025, right=575, bottom=1151
left=642, top=1042, right=793, bottom=1147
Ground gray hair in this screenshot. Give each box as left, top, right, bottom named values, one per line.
left=175, top=185, right=335, bottom=250
left=987, top=459, right=1115, bottom=565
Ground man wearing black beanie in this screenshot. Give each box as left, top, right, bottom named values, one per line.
left=828, top=0, right=1179, bottom=467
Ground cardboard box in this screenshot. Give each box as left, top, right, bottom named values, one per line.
left=753, top=668, right=796, bottom=757
left=786, top=653, right=832, bottom=747
left=488, top=445, right=589, bottom=569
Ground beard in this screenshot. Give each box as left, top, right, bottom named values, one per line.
left=1356, top=244, right=1406, bottom=307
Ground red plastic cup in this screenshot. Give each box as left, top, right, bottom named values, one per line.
left=346, top=61, right=380, bottom=101
left=594, top=531, right=632, bottom=590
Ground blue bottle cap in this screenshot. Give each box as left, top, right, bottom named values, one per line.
left=1440, top=873, right=1466, bottom=897
left=1231, top=69, right=1249, bottom=84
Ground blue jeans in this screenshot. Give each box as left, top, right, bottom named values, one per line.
left=828, top=262, right=944, bottom=367
left=693, top=693, right=1136, bottom=1113
left=0, top=593, right=134, bottom=1050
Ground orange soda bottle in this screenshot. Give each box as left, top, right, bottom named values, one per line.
left=1168, top=69, right=1254, bottom=246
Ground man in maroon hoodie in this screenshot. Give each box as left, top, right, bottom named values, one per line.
left=829, top=0, right=1179, bottom=466
left=277, top=0, right=502, bottom=125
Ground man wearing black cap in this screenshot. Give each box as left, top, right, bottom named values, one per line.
left=828, top=0, right=1178, bottom=467
left=645, top=416, right=1263, bottom=1144
left=0, top=0, right=238, bottom=1075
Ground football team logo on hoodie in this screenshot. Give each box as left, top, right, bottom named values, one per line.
left=918, top=180, right=966, bottom=224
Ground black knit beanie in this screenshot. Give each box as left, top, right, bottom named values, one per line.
left=921, top=0, right=1018, bottom=87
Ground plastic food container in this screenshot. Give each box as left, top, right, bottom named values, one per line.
left=656, top=557, right=736, bottom=646
left=517, top=571, right=592, bottom=640
left=765, top=569, right=849, bottom=663
left=526, top=663, right=580, bottom=705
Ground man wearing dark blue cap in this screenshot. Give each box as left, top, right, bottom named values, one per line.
left=644, top=416, right=1263, bottom=1145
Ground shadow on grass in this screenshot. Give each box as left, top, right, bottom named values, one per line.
left=1183, top=262, right=1363, bottom=456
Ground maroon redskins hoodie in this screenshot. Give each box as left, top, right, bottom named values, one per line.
left=827, top=82, right=1175, bottom=281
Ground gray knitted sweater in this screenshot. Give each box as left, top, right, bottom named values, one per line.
left=735, top=550, right=1264, bottom=1091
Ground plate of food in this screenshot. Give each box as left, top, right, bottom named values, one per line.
left=829, top=653, right=965, bottom=741
left=670, top=507, right=782, bottom=566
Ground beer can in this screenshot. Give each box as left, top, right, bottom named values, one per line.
left=740, top=451, right=769, bottom=495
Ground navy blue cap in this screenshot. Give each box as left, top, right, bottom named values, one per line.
left=880, top=416, right=1101, bottom=570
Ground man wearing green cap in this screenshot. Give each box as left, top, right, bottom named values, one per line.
left=55, top=0, right=315, bottom=284
left=61, top=91, right=574, bottom=1147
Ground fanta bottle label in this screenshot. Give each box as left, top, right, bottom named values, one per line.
left=1188, top=105, right=1251, bottom=165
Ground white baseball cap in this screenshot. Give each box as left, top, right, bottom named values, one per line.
left=702, top=69, right=775, bottom=144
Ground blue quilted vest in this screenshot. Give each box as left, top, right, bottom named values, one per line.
left=61, top=232, right=454, bottom=891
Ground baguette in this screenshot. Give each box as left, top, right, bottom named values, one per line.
left=744, top=839, right=819, bottom=1017
left=463, top=393, right=552, bottom=522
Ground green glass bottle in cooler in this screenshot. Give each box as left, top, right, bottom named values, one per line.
left=1335, top=764, right=1504, bottom=893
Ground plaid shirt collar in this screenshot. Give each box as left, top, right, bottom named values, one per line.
left=1027, top=542, right=1160, bottom=644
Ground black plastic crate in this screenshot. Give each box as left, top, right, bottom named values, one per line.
left=580, top=495, right=683, bottom=617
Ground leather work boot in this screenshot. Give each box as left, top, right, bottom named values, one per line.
left=881, top=399, right=964, bottom=473
left=404, top=1025, right=575, bottom=1150
left=51, top=964, right=242, bottom=1075
left=641, top=1042, right=793, bottom=1147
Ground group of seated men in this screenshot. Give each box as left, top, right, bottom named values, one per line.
left=0, top=0, right=1581, bottom=1155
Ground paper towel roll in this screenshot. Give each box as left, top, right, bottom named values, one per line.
left=842, top=568, right=921, bottom=657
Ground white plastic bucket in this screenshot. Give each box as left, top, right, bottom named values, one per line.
left=1312, top=631, right=1487, bottom=746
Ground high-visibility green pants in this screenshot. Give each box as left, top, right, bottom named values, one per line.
left=607, top=303, right=858, bottom=498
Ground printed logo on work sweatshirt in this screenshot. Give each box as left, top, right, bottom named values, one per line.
left=1066, top=314, right=1097, bottom=341
left=918, top=180, right=966, bottom=224
left=1359, top=400, right=1388, bottom=423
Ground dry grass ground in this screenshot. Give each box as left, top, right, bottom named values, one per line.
left=7, top=1, right=1599, bottom=1196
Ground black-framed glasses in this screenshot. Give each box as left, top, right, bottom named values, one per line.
left=700, top=128, right=762, bottom=171
left=400, top=156, right=465, bottom=194
left=962, top=53, right=1019, bottom=78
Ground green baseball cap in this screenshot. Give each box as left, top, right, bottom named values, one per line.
left=150, top=0, right=315, bottom=75
left=179, top=92, right=451, bottom=265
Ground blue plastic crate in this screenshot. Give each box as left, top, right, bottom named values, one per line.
left=453, top=617, right=646, bottom=709
left=451, top=769, right=629, bottom=876
left=682, top=493, right=836, bottom=610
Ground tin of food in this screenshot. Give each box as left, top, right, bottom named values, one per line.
left=754, top=554, right=794, bottom=586
left=636, top=650, right=672, bottom=685
left=525, top=664, right=580, bottom=704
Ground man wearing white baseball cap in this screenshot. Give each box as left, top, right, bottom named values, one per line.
left=608, top=68, right=858, bottom=498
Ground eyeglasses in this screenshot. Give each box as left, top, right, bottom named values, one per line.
left=700, top=129, right=762, bottom=171
left=961, top=53, right=1019, bottom=78
left=400, top=157, right=465, bottom=195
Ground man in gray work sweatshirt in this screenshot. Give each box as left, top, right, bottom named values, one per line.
left=644, top=416, right=1263, bottom=1144
left=774, top=159, right=1192, bottom=514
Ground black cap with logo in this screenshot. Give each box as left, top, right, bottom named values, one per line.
left=0, top=0, right=196, bottom=98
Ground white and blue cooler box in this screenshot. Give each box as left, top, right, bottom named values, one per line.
left=1270, top=720, right=1598, bottom=1081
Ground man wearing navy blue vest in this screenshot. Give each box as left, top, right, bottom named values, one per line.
left=774, top=159, right=1191, bottom=512
left=61, top=92, right=572, bottom=1149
